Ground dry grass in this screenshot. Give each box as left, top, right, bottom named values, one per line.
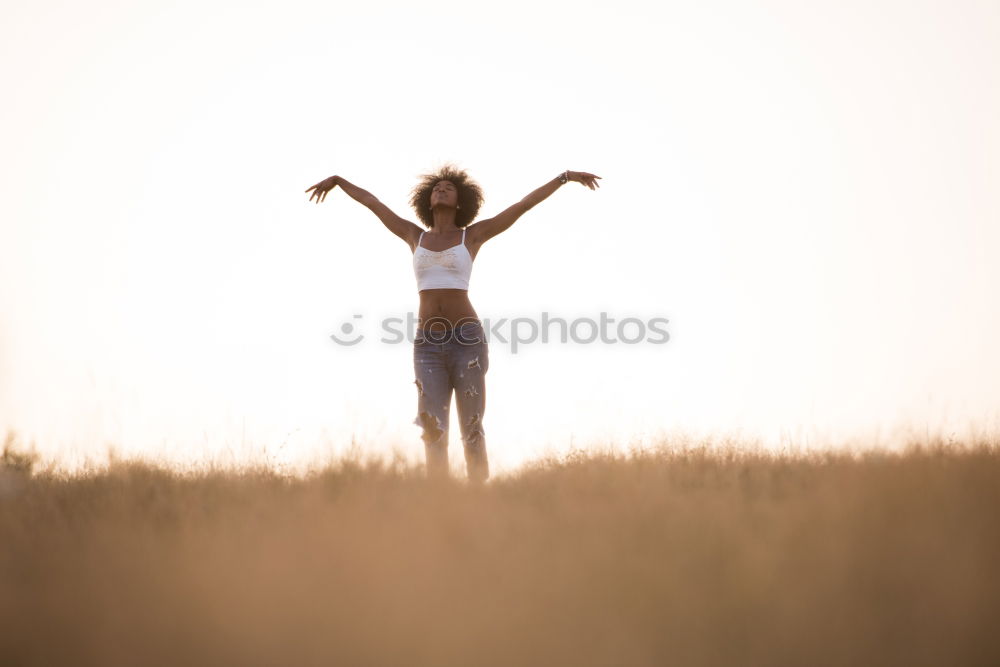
left=2, top=435, right=999, bottom=666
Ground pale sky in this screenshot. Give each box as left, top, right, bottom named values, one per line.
left=2, top=0, right=998, bottom=474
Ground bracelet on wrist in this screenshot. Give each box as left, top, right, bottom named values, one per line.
left=558, top=170, right=569, bottom=185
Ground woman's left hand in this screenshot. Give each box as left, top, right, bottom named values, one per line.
left=568, top=171, right=602, bottom=190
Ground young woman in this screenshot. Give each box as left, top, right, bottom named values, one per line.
left=305, top=165, right=601, bottom=482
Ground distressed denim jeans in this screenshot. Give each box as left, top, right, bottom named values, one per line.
left=413, top=321, right=490, bottom=482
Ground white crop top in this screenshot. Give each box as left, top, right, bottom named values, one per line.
left=412, top=228, right=474, bottom=291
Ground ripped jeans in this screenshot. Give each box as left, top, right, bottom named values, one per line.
left=413, top=320, right=490, bottom=482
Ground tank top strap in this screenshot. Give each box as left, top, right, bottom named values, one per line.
left=461, top=228, right=466, bottom=243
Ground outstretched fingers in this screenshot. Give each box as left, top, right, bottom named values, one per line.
left=305, top=183, right=328, bottom=203
left=306, top=176, right=338, bottom=203
left=576, top=172, right=602, bottom=190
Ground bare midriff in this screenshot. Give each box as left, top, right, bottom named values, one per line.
left=417, top=289, right=481, bottom=332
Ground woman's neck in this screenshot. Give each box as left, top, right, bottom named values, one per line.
left=431, top=208, right=458, bottom=230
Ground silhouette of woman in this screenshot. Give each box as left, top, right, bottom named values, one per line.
left=306, top=165, right=601, bottom=482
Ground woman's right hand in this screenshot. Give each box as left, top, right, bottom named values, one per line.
left=305, top=175, right=339, bottom=203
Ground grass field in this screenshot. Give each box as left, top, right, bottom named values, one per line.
left=2, top=435, right=999, bottom=666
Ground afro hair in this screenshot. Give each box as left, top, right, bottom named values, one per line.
left=409, top=164, right=484, bottom=228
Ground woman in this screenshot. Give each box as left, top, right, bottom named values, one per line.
left=305, top=165, right=601, bottom=482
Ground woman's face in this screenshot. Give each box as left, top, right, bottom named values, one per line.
left=430, top=180, right=459, bottom=210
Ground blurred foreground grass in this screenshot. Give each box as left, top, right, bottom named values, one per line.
left=2, top=436, right=999, bottom=666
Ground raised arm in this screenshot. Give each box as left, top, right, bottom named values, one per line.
left=305, top=175, right=422, bottom=248
left=467, top=170, right=601, bottom=245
